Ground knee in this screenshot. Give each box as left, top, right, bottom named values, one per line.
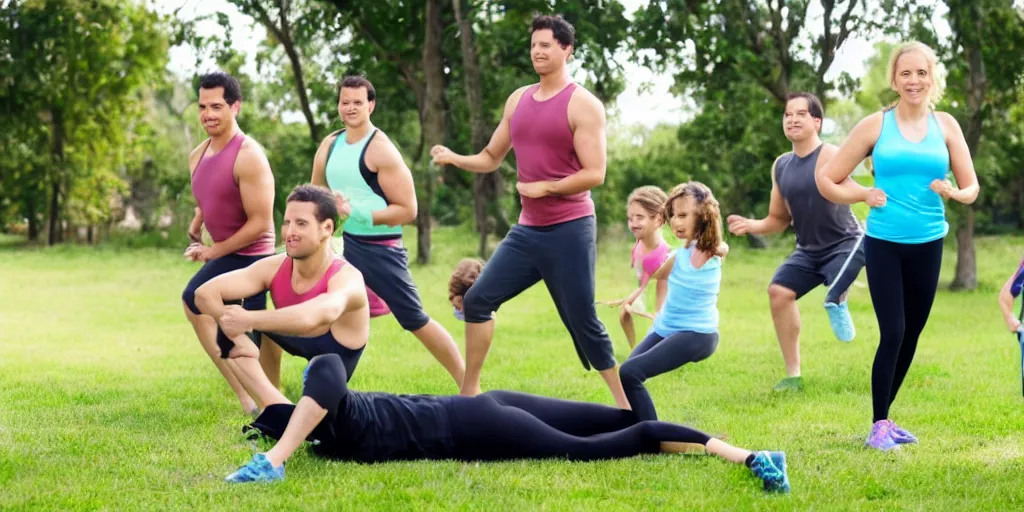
left=463, top=285, right=493, bottom=323
left=396, top=310, right=431, bottom=332
left=618, top=307, right=631, bottom=323
left=619, top=361, right=644, bottom=385
left=307, top=353, right=347, bottom=384
left=182, top=285, right=201, bottom=316
left=767, top=284, right=796, bottom=310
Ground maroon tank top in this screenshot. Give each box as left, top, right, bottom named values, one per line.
left=191, top=132, right=275, bottom=255
left=509, top=82, right=595, bottom=226
left=270, top=256, right=346, bottom=309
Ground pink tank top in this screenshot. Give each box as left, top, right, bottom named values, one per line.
left=509, top=83, right=596, bottom=226
left=631, top=240, right=671, bottom=287
left=191, top=132, right=275, bottom=256
left=270, top=256, right=346, bottom=309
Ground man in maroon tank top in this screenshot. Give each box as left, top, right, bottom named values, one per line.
left=181, top=72, right=278, bottom=415
left=430, top=15, right=629, bottom=409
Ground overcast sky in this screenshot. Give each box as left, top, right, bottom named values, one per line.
left=155, top=0, right=952, bottom=127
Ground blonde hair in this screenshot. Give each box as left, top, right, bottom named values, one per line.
left=627, top=186, right=668, bottom=222
left=887, top=41, right=944, bottom=107
left=448, top=258, right=484, bottom=301
left=664, top=181, right=723, bottom=254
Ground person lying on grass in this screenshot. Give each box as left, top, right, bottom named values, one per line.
left=227, top=351, right=790, bottom=494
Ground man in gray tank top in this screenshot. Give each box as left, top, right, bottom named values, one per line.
left=726, top=93, right=865, bottom=392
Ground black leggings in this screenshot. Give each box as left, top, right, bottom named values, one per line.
left=620, top=330, right=719, bottom=421
left=302, top=354, right=712, bottom=462
left=448, top=391, right=711, bottom=461
left=864, top=236, right=943, bottom=422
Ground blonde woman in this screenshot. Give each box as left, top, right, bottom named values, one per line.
left=817, top=42, right=979, bottom=451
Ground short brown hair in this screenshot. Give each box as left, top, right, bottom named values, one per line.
left=338, top=75, right=376, bottom=102
left=449, top=258, right=484, bottom=301
left=664, top=181, right=723, bottom=254
left=531, top=14, right=575, bottom=48
left=286, top=184, right=339, bottom=233
left=785, top=92, right=824, bottom=133
left=627, top=186, right=668, bottom=222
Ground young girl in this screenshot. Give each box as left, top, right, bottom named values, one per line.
left=619, top=182, right=727, bottom=421
left=603, top=186, right=671, bottom=349
left=449, top=258, right=485, bottom=321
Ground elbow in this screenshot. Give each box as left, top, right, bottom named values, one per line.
left=592, top=170, right=606, bottom=187
left=400, top=205, right=418, bottom=226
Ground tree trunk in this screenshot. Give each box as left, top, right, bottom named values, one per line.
left=417, top=0, right=446, bottom=264
left=950, top=4, right=986, bottom=291
left=453, top=0, right=507, bottom=259
left=48, top=107, right=65, bottom=246
left=25, top=195, right=39, bottom=241
left=245, top=0, right=321, bottom=143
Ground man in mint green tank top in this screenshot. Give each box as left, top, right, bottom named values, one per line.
left=311, top=76, right=465, bottom=389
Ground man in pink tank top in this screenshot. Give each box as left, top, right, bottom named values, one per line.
left=195, top=184, right=370, bottom=414
left=431, top=15, right=629, bottom=409
left=181, top=72, right=278, bottom=415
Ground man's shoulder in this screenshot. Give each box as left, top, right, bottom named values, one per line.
left=366, top=128, right=402, bottom=156
left=239, top=135, right=266, bottom=153
left=774, top=151, right=794, bottom=168
left=568, top=84, right=604, bottom=111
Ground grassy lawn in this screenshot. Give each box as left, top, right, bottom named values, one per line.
left=2, top=227, right=1023, bottom=510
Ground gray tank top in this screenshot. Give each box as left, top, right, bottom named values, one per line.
left=775, top=145, right=862, bottom=253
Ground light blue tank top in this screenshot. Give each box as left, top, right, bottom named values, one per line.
left=653, top=246, right=720, bottom=336
left=324, top=129, right=403, bottom=239
left=866, top=109, right=950, bottom=244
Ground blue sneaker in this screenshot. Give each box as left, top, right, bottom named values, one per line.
left=302, top=363, right=310, bottom=388
left=889, top=422, right=918, bottom=444
left=824, top=301, right=856, bottom=342
left=225, top=453, right=284, bottom=483
left=865, top=420, right=900, bottom=451
left=750, top=451, right=790, bottom=493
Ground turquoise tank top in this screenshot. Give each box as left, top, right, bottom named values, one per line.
left=653, top=246, right=721, bottom=336
left=866, top=109, right=950, bottom=244
left=324, top=129, right=403, bottom=239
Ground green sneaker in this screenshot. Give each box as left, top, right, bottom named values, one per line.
left=772, top=376, right=803, bottom=392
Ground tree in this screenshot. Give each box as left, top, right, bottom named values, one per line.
left=229, top=0, right=327, bottom=144
left=941, top=0, right=1024, bottom=289
left=452, top=0, right=509, bottom=258
left=1, top=0, right=169, bottom=244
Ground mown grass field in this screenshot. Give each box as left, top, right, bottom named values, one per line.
left=1, top=228, right=1022, bottom=510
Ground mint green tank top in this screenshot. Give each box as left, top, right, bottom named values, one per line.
left=324, top=129, right=402, bottom=239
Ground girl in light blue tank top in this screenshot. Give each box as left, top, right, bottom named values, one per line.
left=815, top=42, right=979, bottom=452
left=619, top=182, right=727, bottom=421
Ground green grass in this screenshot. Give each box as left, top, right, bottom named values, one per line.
left=2, top=227, right=1024, bottom=510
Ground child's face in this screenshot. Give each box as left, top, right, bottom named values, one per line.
left=668, top=196, right=699, bottom=241
left=627, top=202, right=661, bottom=240
left=449, top=294, right=464, bottom=312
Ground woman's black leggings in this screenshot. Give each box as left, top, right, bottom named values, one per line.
left=864, top=236, right=943, bottom=423
left=302, top=354, right=713, bottom=462
left=448, top=390, right=712, bottom=461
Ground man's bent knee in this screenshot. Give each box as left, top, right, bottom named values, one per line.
left=768, top=284, right=797, bottom=308
left=462, top=285, right=495, bottom=324
left=182, top=288, right=201, bottom=316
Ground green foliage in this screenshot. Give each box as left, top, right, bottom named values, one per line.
left=0, top=0, right=170, bottom=241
